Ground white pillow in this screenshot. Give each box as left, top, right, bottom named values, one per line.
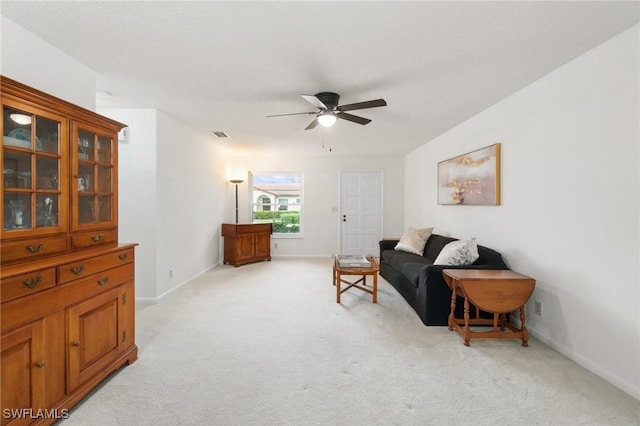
left=433, top=238, right=479, bottom=266
left=394, top=227, right=434, bottom=255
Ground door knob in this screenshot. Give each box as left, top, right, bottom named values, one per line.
left=342, top=215, right=346, bottom=222
left=72, top=341, right=81, bottom=347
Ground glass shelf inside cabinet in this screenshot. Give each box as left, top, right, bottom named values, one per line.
left=97, top=135, right=112, bottom=163
left=3, top=106, right=62, bottom=232
left=36, top=116, right=61, bottom=155
left=3, top=150, right=31, bottom=189
left=3, top=194, right=31, bottom=230
left=78, top=129, right=94, bottom=161
left=74, top=127, right=114, bottom=227
left=36, top=193, right=58, bottom=227
left=3, top=107, right=34, bottom=150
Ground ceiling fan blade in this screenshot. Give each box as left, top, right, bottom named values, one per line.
left=301, top=94, right=328, bottom=110
left=266, top=111, right=316, bottom=118
left=337, top=112, right=371, bottom=125
left=337, top=99, right=387, bottom=112
left=304, top=118, right=319, bottom=130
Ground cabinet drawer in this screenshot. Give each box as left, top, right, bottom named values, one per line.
left=236, top=223, right=272, bottom=234
left=71, top=229, right=117, bottom=250
left=222, top=223, right=272, bottom=237
left=58, top=247, right=134, bottom=284
left=0, top=235, right=68, bottom=263
left=1, top=263, right=134, bottom=335
left=1, top=268, right=56, bottom=302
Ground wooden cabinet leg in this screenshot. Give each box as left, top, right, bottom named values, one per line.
left=520, top=305, right=529, bottom=347
left=463, top=297, right=471, bottom=346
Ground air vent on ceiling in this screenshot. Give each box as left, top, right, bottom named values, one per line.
left=210, top=131, right=230, bottom=138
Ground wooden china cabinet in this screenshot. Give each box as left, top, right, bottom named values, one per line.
left=0, top=76, right=137, bottom=425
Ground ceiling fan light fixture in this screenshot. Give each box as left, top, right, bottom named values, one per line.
left=317, top=112, right=337, bottom=127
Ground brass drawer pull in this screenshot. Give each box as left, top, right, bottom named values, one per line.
left=36, top=360, right=46, bottom=368
left=23, top=276, right=43, bottom=289
left=119, top=253, right=128, bottom=261
left=72, top=341, right=81, bottom=347
left=71, top=265, right=85, bottom=275
left=91, top=234, right=103, bottom=243
left=97, top=277, right=109, bottom=286
left=26, top=243, right=44, bottom=253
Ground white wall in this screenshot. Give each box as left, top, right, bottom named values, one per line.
left=0, top=16, right=96, bottom=110
left=226, top=154, right=405, bottom=257
left=96, top=109, right=230, bottom=302
left=156, top=111, right=229, bottom=297
left=97, top=109, right=158, bottom=301
left=99, top=109, right=230, bottom=302
left=405, top=26, right=639, bottom=399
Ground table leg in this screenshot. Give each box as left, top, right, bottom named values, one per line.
left=336, top=271, right=341, bottom=303
left=372, top=272, right=378, bottom=304
left=463, top=297, right=471, bottom=346
left=448, top=286, right=457, bottom=331
left=520, top=305, right=529, bottom=347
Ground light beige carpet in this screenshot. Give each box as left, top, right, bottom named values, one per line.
left=60, top=257, right=639, bottom=425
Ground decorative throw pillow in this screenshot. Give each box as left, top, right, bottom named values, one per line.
left=433, top=238, right=479, bottom=266
left=394, top=227, right=434, bottom=255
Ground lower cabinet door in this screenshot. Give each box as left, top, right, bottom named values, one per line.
left=236, top=234, right=255, bottom=261
left=43, top=311, right=66, bottom=408
left=254, top=232, right=271, bottom=259
left=1, top=322, right=45, bottom=426
left=67, top=287, right=124, bottom=391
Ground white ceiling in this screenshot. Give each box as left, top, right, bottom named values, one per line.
left=2, top=1, right=638, bottom=156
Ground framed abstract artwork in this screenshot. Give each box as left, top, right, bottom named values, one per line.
left=438, top=143, right=501, bottom=205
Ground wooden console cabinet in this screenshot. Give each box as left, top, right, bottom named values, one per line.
left=221, top=223, right=272, bottom=267
left=1, top=76, right=137, bottom=425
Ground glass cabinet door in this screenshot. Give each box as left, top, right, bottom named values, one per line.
left=72, top=123, right=116, bottom=230
left=2, top=103, right=68, bottom=235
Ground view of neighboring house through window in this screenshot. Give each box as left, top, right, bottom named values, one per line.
left=250, top=172, right=302, bottom=234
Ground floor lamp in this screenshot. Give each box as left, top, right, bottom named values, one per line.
left=229, top=179, right=244, bottom=224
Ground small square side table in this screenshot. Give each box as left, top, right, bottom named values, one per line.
left=333, top=256, right=380, bottom=303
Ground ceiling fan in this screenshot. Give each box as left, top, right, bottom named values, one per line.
left=267, top=92, right=387, bottom=130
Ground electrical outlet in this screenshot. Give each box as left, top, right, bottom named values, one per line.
left=534, top=300, right=542, bottom=316
left=169, top=270, right=174, bottom=279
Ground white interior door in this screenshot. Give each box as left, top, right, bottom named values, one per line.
left=340, top=171, right=383, bottom=255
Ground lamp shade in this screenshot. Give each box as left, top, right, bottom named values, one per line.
left=317, top=112, right=337, bottom=127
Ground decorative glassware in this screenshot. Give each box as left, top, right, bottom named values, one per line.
left=9, top=199, right=25, bottom=227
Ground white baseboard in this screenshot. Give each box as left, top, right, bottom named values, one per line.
left=135, top=261, right=220, bottom=305
left=511, top=316, right=639, bottom=400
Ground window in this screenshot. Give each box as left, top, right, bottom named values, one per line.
left=258, top=195, right=271, bottom=211
left=250, top=172, right=302, bottom=235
